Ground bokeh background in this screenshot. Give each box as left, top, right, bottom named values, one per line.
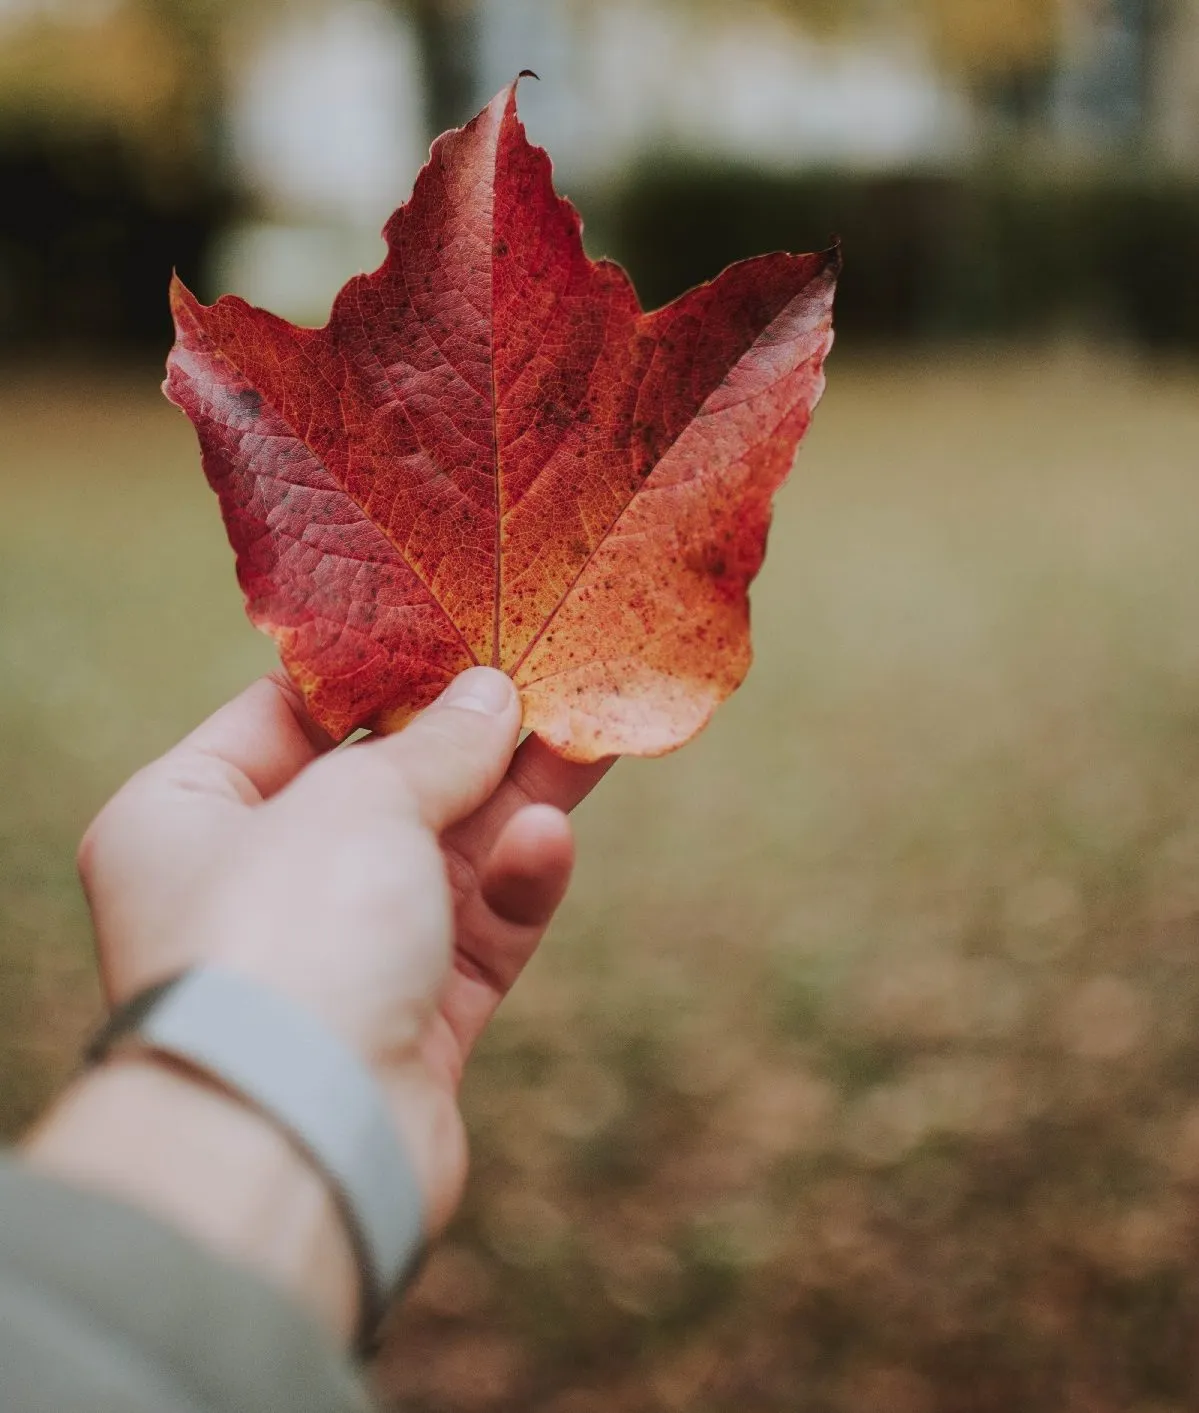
left=3, top=1, right=1199, bottom=1409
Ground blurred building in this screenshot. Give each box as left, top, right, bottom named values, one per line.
left=475, top=0, right=973, bottom=178
left=219, top=1, right=424, bottom=323
left=217, top=0, right=975, bottom=320
left=0, top=0, right=1196, bottom=344
left=1055, top=0, right=1199, bottom=169
left=211, top=0, right=1199, bottom=316
left=1153, top=0, right=1199, bottom=172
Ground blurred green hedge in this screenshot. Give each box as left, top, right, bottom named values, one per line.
left=608, top=167, right=1199, bottom=350
left=0, top=127, right=225, bottom=353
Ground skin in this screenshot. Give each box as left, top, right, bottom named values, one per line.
left=22, top=666, right=611, bottom=1347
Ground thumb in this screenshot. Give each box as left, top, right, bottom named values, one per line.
left=361, top=668, right=522, bottom=832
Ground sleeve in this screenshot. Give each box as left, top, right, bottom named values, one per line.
left=0, top=1158, right=376, bottom=1413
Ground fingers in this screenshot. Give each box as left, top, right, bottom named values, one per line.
left=427, top=730, right=609, bottom=1068
left=444, top=731, right=614, bottom=868
left=481, top=804, right=574, bottom=928
left=80, top=674, right=327, bottom=919
left=510, top=733, right=616, bottom=815
left=352, top=668, right=523, bottom=833
left=167, top=674, right=335, bottom=803
left=427, top=805, right=575, bottom=1077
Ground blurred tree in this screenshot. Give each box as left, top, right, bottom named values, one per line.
left=750, top=0, right=1060, bottom=140
left=0, top=0, right=478, bottom=176
left=755, top=0, right=1059, bottom=82
left=0, top=0, right=232, bottom=349
left=0, top=0, right=236, bottom=186
left=917, top=0, right=1059, bottom=83
left=0, top=3, right=187, bottom=159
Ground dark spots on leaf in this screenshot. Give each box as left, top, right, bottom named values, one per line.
left=539, top=401, right=572, bottom=430
left=236, top=388, right=262, bottom=418
left=684, top=542, right=727, bottom=579
left=496, top=239, right=509, bottom=257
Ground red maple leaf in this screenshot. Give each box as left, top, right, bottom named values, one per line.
left=165, top=80, right=838, bottom=762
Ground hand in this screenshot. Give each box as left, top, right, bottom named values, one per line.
left=29, top=668, right=610, bottom=1340
left=80, top=665, right=610, bottom=1220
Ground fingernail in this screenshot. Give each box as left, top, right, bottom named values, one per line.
left=440, top=667, right=515, bottom=716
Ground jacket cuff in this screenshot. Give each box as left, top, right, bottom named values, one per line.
left=0, top=1158, right=373, bottom=1413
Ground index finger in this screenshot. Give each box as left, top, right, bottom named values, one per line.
left=166, top=672, right=336, bottom=803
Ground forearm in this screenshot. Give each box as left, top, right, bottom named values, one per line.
left=22, top=1055, right=360, bottom=1344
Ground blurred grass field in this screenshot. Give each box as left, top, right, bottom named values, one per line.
left=3, top=349, right=1199, bottom=1411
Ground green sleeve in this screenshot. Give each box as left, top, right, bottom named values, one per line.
left=0, top=1158, right=375, bottom=1413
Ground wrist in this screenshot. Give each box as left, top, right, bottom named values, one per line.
left=23, top=1054, right=362, bottom=1343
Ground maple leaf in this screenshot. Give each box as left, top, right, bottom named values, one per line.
left=165, top=79, right=838, bottom=763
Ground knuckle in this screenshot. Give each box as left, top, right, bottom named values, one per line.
left=74, top=790, right=128, bottom=891
left=440, top=839, right=480, bottom=907
left=75, top=820, right=100, bottom=889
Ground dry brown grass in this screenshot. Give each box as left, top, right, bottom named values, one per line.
left=3, top=347, right=1199, bottom=1410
